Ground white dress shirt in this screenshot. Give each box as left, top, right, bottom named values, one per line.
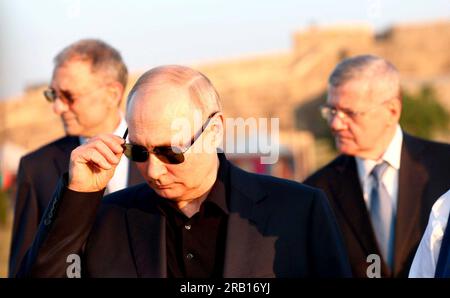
left=79, top=117, right=130, bottom=194
left=409, top=189, right=450, bottom=278
left=355, top=125, right=403, bottom=214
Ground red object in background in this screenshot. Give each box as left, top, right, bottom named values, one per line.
left=1, top=170, right=14, bottom=190
left=253, top=159, right=268, bottom=174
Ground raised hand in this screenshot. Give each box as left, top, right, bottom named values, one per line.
left=68, top=134, right=125, bottom=192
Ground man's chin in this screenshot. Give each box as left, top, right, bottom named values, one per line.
left=335, top=140, right=356, bottom=156
left=64, top=130, right=78, bottom=136
left=63, top=124, right=81, bottom=136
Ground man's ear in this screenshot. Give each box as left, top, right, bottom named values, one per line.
left=387, top=97, right=402, bottom=125
left=211, top=113, right=225, bottom=149
left=105, top=82, right=124, bottom=107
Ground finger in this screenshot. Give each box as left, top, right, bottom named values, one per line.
left=83, top=148, right=113, bottom=170
left=88, top=140, right=121, bottom=165
left=89, top=134, right=125, bottom=155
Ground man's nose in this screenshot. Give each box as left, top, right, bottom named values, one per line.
left=329, top=114, right=347, bottom=132
left=146, top=154, right=168, bottom=181
left=52, top=98, right=69, bottom=115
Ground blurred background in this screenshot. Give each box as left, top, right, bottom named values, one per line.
left=0, top=0, right=449, bottom=277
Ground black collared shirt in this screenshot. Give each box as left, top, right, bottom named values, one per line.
left=156, top=154, right=230, bottom=278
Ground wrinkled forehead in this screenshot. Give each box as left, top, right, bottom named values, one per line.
left=126, top=85, right=200, bottom=145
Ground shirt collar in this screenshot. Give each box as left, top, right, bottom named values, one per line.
left=381, top=124, right=402, bottom=170
left=79, top=116, right=127, bottom=145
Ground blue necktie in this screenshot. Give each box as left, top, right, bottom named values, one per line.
left=369, top=162, right=394, bottom=268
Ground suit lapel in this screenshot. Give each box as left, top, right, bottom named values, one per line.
left=222, top=164, right=274, bottom=277
left=125, top=186, right=167, bottom=278
left=394, top=134, right=428, bottom=275
left=332, top=156, right=393, bottom=275
left=333, top=156, right=380, bottom=255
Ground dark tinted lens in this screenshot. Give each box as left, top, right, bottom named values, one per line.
left=123, top=144, right=149, bottom=162
left=60, top=90, right=74, bottom=103
left=154, top=146, right=185, bottom=164
left=123, top=144, right=185, bottom=164
left=44, top=89, right=56, bottom=102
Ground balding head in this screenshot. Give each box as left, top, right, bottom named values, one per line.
left=127, top=65, right=222, bottom=115
left=126, top=65, right=223, bottom=149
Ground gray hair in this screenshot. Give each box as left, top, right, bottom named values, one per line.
left=328, top=55, right=401, bottom=99
left=127, top=65, right=222, bottom=114
left=53, top=39, right=128, bottom=88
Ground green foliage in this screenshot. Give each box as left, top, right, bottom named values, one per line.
left=400, top=86, right=450, bottom=139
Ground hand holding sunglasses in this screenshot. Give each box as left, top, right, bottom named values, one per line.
left=68, top=134, right=126, bottom=193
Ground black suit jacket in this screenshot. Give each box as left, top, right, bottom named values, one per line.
left=9, top=136, right=144, bottom=277
left=304, top=133, right=450, bottom=277
left=17, top=156, right=351, bottom=278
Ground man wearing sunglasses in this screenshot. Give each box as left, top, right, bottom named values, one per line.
left=17, top=65, right=351, bottom=278
left=9, top=39, right=144, bottom=277
left=304, top=55, right=450, bottom=278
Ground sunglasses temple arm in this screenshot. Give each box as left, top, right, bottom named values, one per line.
left=122, top=128, right=128, bottom=140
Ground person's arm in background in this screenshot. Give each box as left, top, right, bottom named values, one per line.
left=409, top=190, right=450, bottom=278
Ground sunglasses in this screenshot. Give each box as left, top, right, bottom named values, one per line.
left=43, top=88, right=75, bottom=104
left=44, top=86, right=106, bottom=105
left=121, top=111, right=219, bottom=164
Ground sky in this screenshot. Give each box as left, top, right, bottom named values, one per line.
left=0, top=0, right=449, bottom=99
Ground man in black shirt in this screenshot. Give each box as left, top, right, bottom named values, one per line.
left=17, top=65, right=351, bottom=278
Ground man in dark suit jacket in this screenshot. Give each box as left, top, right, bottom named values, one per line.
left=17, top=65, right=351, bottom=278
left=304, top=55, right=450, bottom=278
left=9, top=39, right=144, bottom=277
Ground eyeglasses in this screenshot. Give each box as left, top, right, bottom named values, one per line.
left=44, top=88, right=76, bottom=104
left=121, top=111, right=219, bottom=164
left=320, top=98, right=396, bottom=122
left=320, top=105, right=367, bottom=122
left=44, top=86, right=105, bottom=105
